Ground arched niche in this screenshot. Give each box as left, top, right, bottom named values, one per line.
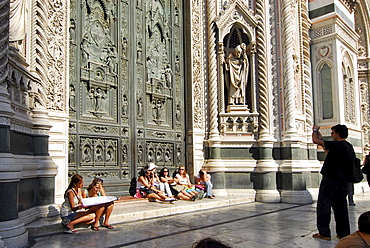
left=215, top=2, right=257, bottom=114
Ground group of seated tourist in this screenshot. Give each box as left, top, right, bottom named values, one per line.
left=135, top=163, right=215, bottom=201
left=60, top=163, right=214, bottom=233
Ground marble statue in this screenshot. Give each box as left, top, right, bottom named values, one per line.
left=225, top=43, right=249, bottom=105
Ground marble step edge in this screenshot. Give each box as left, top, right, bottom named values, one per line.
left=26, top=196, right=254, bottom=237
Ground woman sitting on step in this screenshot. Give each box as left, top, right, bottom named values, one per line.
left=137, top=165, right=175, bottom=202
left=173, top=165, right=199, bottom=200
left=159, top=167, right=193, bottom=200
left=82, top=178, right=114, bottom=229
left=60, top=174, right=104, bottom=234
left=196, top=169, right=215, bottom=199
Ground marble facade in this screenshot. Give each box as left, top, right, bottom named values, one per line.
left=0, top=0, right=369, bottom=247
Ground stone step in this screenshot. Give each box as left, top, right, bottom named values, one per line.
left=26, top=195, right=253, bottom=237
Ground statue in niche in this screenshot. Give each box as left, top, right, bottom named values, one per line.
left=176, top=148, right=181, bottom=163
left=96, top=146, right=104, bottom=161
left=175, top=104, right=181, bottom=123
left=70, top=19, right=76, bottom=43
left=164, top=64, right=172, bottom=88
left=82, top=146, right=91, bottom=163
left=138, top=146, right=143, bottom=163
left=225, top=43, right=249, bottom=105
left=137, top=42, right=142, bottom=62
left=9, top=0, right=27, bottom=52
left=69, top=85, right=76, bottom=111
left=165, top=149, right=171, bottom=162
left=106, top=147, right=114, bottom=162
left=122, top=37, right=128, bottom=58
left=88, top=88, right=95, bottom=112
left=148, top=148, right=154, bottom=162
left=156, top=150, right=163, bottom=162
left=137, top=97, right=143, bottom=117
left=152, top=100, right=163, bottom=121
left=68, top=142, right=75, bottom=163
left=122, top=95, right=128, bottom=116
left=94, top=88, right=106, bottom=112
left=122, top=145, right=128, bottom=163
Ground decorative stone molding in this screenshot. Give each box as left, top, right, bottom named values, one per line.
left=219, top=112, right=258, bottom=135
left=191, top=0, right=205, bottom=130
left=46, top=0, right=68, bottom=113
left=313, top=25, right=334, bottom=39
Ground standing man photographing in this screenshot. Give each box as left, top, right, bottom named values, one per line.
left=312, top=124, right=353, bottom=240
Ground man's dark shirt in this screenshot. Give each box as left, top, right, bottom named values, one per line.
left=321, top=140, right=353, bottom=182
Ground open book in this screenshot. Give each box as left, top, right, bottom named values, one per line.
left=82, top=196, right=119, bottom=207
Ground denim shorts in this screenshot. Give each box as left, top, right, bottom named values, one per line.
left=64, top=212, right=77, bottom=220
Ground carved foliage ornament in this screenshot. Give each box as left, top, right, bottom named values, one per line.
left=47, top=0, right=68, bottom=112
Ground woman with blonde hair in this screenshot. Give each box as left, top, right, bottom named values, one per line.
left=82, top=178, right=114, bottom=229
left=174, top=165, right=199, bottom=200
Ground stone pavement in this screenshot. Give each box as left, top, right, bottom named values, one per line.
left=27, top=191, right=370, bottom=248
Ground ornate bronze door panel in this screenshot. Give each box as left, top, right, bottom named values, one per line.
left=68, top=0, right=185, bottom=193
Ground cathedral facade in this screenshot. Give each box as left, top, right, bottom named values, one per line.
left=0, top=0, right=369, bottom=247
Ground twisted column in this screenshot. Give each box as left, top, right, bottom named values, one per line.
left=281, top=0, right=297, bottom=135
left=206, top=0, right=219, bottom=141
left=0, top=0, right=9, bottom=87
left=255, top=0, right=270, bottom=137
left=31, top=0, right=48, bottom=88
left=301, top=0, right=313, bottom=133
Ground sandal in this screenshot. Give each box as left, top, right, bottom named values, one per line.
left=91, top=226, right=99, bottom=231
left=64, top=229, right=79, bottom=234
left=101, top=224, right=114, bottom=229
left=312, top=233, right=331, bottom=240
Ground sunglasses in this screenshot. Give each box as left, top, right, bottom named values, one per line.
left=96, top=178, right=103, bottom=183
left=163, top=170, right=169, bottom=172
left=179, top=168, right=184, bottom=170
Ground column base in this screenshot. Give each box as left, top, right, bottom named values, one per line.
left=255, top=189, right=281, bottom=203
left=0, top=219, right=28, bottom=248
left=280, top=190, right=313, bottom=204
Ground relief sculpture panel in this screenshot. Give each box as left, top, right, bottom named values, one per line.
left=69, top=0, right=185, bottom=187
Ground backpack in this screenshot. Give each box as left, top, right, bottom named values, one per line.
left=362, top=155, right=370, bottom=174
left=347, top=153, right=364, bottom=183
left=129, top=177, right=137, bottom=196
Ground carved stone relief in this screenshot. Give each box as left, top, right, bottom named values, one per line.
left=69, top=0, right=185, bottom=181
left=146, top=141, right=174, bottom=166
left=46, top=0, right=68, bottom=112
left=68, top=135, right=77, bottom=164
left=80, top=137, right=118, bottom=166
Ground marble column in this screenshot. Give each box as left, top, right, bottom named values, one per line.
left=0, top=2, right=28, bottom=247
left=253, top=0, right=280, bottom=202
